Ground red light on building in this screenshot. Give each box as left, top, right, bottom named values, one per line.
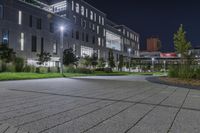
left=160, top=53, right=177, bottom=58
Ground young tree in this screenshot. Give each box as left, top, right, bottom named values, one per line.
left=63, top=48, right=79, bottom=66
left=97, top=58, right=106, bottom=68
left=80, top=55, right=91, bottom=68
left=91, top=53, right=98, bottom=68
left=108, top=49, right=115, bottom=69
left=0, top=44, right=16, bottom=63
left=174, top=24, right=191, bottom=61
left=37, top=52, right=52, bottom=65
left=118, top=54, right=124, bottom=71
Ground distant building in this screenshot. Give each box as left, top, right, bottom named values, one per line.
left=147, top=37, right=161, bottom=52
left=189, top=46, right=200, bottom=58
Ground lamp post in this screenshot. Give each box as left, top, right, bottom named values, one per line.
left=152, top=57, right=155, bottom=72
left=60, top=26, right=64, bottom=74
left=128, top=48, right=131, bottom=72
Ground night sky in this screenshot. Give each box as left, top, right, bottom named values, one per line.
left=85, top=0, right=200, bottom=52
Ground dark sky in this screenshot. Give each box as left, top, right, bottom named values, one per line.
left=85, top=0, right=200, bottom=52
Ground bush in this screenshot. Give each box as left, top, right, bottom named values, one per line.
left=50, top=67, right=59, bottom=73
left=103, top=68, right=113, bottom=73
left=64, top=66, right=93, bottom=74
left=168, top=64, right=196, bottom=79
left=5, top=63, right=15, bottom=72
left=94, top=68, right=113, bottom=73
left=23, top=65, right=36, bottom=73
left=15, top=57, right=24, bottom=72
left=39, top=67, right=48, bottom=73
left=195, top=68, right=200, bottom=79
left=168, top=65, right=179, bottom=78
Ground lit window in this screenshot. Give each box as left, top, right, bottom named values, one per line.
left=97, top=26, right=99, bottom=34
left=90, top=11, right=93, bottom=20
left=20, top=33, right=24, bottom=51
left=85, top=8, right=88, bottom=17
left=102, top=17, right=104, bottom=25
left=75, top=3, right=79, bottom=13
left=18, top=11, right=22, bottom=25
left=99, top=16, right=101, bottom=24
left=53, top=43, right=57, bottom=54
left=2, top=30, right=9, bottom=44
left=81, top=46, right=93, bottom=57
left=98, top=37, right=101, bottom=46
left=72, top=1, right=74, bottom=11
left=94, top=13, right=96, bottom=22
left=81, top=6, right=84, bottom=16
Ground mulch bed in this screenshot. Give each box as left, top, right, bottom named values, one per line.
left=146, top=76, right=200, bottom=90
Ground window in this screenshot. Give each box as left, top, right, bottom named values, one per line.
left=72, top=1, right=74, bottom=11
left=2, top=30, right=9, bottom=44
left=31, top=36, right=37, bottom=52
left=73, top=15, right=76, bottom=23
left=76, top=31, right=79, bottom=40
left=85, top=8, right=88, bottom=17
left=50, top=23, right=54, bottom=33
left=75, top=3, right=79, bottom=13
left=41, top=37, right=44, bottom=53
left=102, top=17, right=104, bottom=25
left=20, top=33, right=24, bottom=51
left=97, top=26, right=99, bottom=34
left=98, top=37, right=101, bottom=46
left=18, top=11, right=22, bottom=25
left=81, top=46, right=93, bottom=57
left=29, top=15, right=32, bottom=27
left=82, top=32, right=85, bottom=41
left=92, top=36, right=95, bottom=44
left=36, top=18, right=42, bottom=30
left=90, top=11, right=93, bottom=20
left=81, top=19, right=86, bottom=29
left=86, top=33, right=89, bottom=42
left=99, top=16, right=101, bottom=24
left=81, top=6, right=84, bottom=16
left=0, top=5, right=3, bottom=19
left=53, top=42, right=57, bottom=54
left=94, top=13, right=96, bottom=22
left=92, top=24, right=95, bottom=31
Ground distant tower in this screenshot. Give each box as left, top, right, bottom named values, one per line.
left=147, top=37, right=161, bottom=52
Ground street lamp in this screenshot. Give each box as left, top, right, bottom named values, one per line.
left=152, top=57, right=155, bottom=72
left=128, top=48, right=131, bottom=72
left=60, top=25, right=65, bottom=74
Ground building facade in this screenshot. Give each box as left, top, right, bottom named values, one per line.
left=147, top=37, right=161, bottom=52
left=0, top=0, right=140, bottom=66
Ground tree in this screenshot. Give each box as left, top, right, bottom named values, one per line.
left=118, top=55, right=124, bottom=71
left=97, top=58, right=106, bottom=68
left=37, top=52, right=52, bottom=65
left=108, top=49, right=115, bottom=69
left=0, top=44, right=16, bottom=63
left=80, top=55, right=91, bottom=68
left=63, top=48, right=79, bottom=66
left=174, top=24, right=191, bottom=61
left=91, top=53, right=98, bottom=68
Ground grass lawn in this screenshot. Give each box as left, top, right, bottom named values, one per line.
left=0, top=73, right=89, bottom=81
left=0, top=71, right=164, bottom=81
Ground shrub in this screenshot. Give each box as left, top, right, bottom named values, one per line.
left=23, top=65, right=36, bottom=73
left=15, top=57, right=24, bottom=72
left=195, top=68, right=200, bottom=79
left=50, top=67, right=59, bottom=73
left=104, top=68, right=113, bottom=73
left=64, top=66, right=93, bottom=74
left=39, top=67, right=48, bottom=73
left=168, top=65, right=179, bottom=78
left=5, top=63, right=15, bottom=72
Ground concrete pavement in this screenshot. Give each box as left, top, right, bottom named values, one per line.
left=0, top=76, right=199, bottom=133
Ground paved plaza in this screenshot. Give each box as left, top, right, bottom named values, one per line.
left=0, top=76, right=200, bottom=133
